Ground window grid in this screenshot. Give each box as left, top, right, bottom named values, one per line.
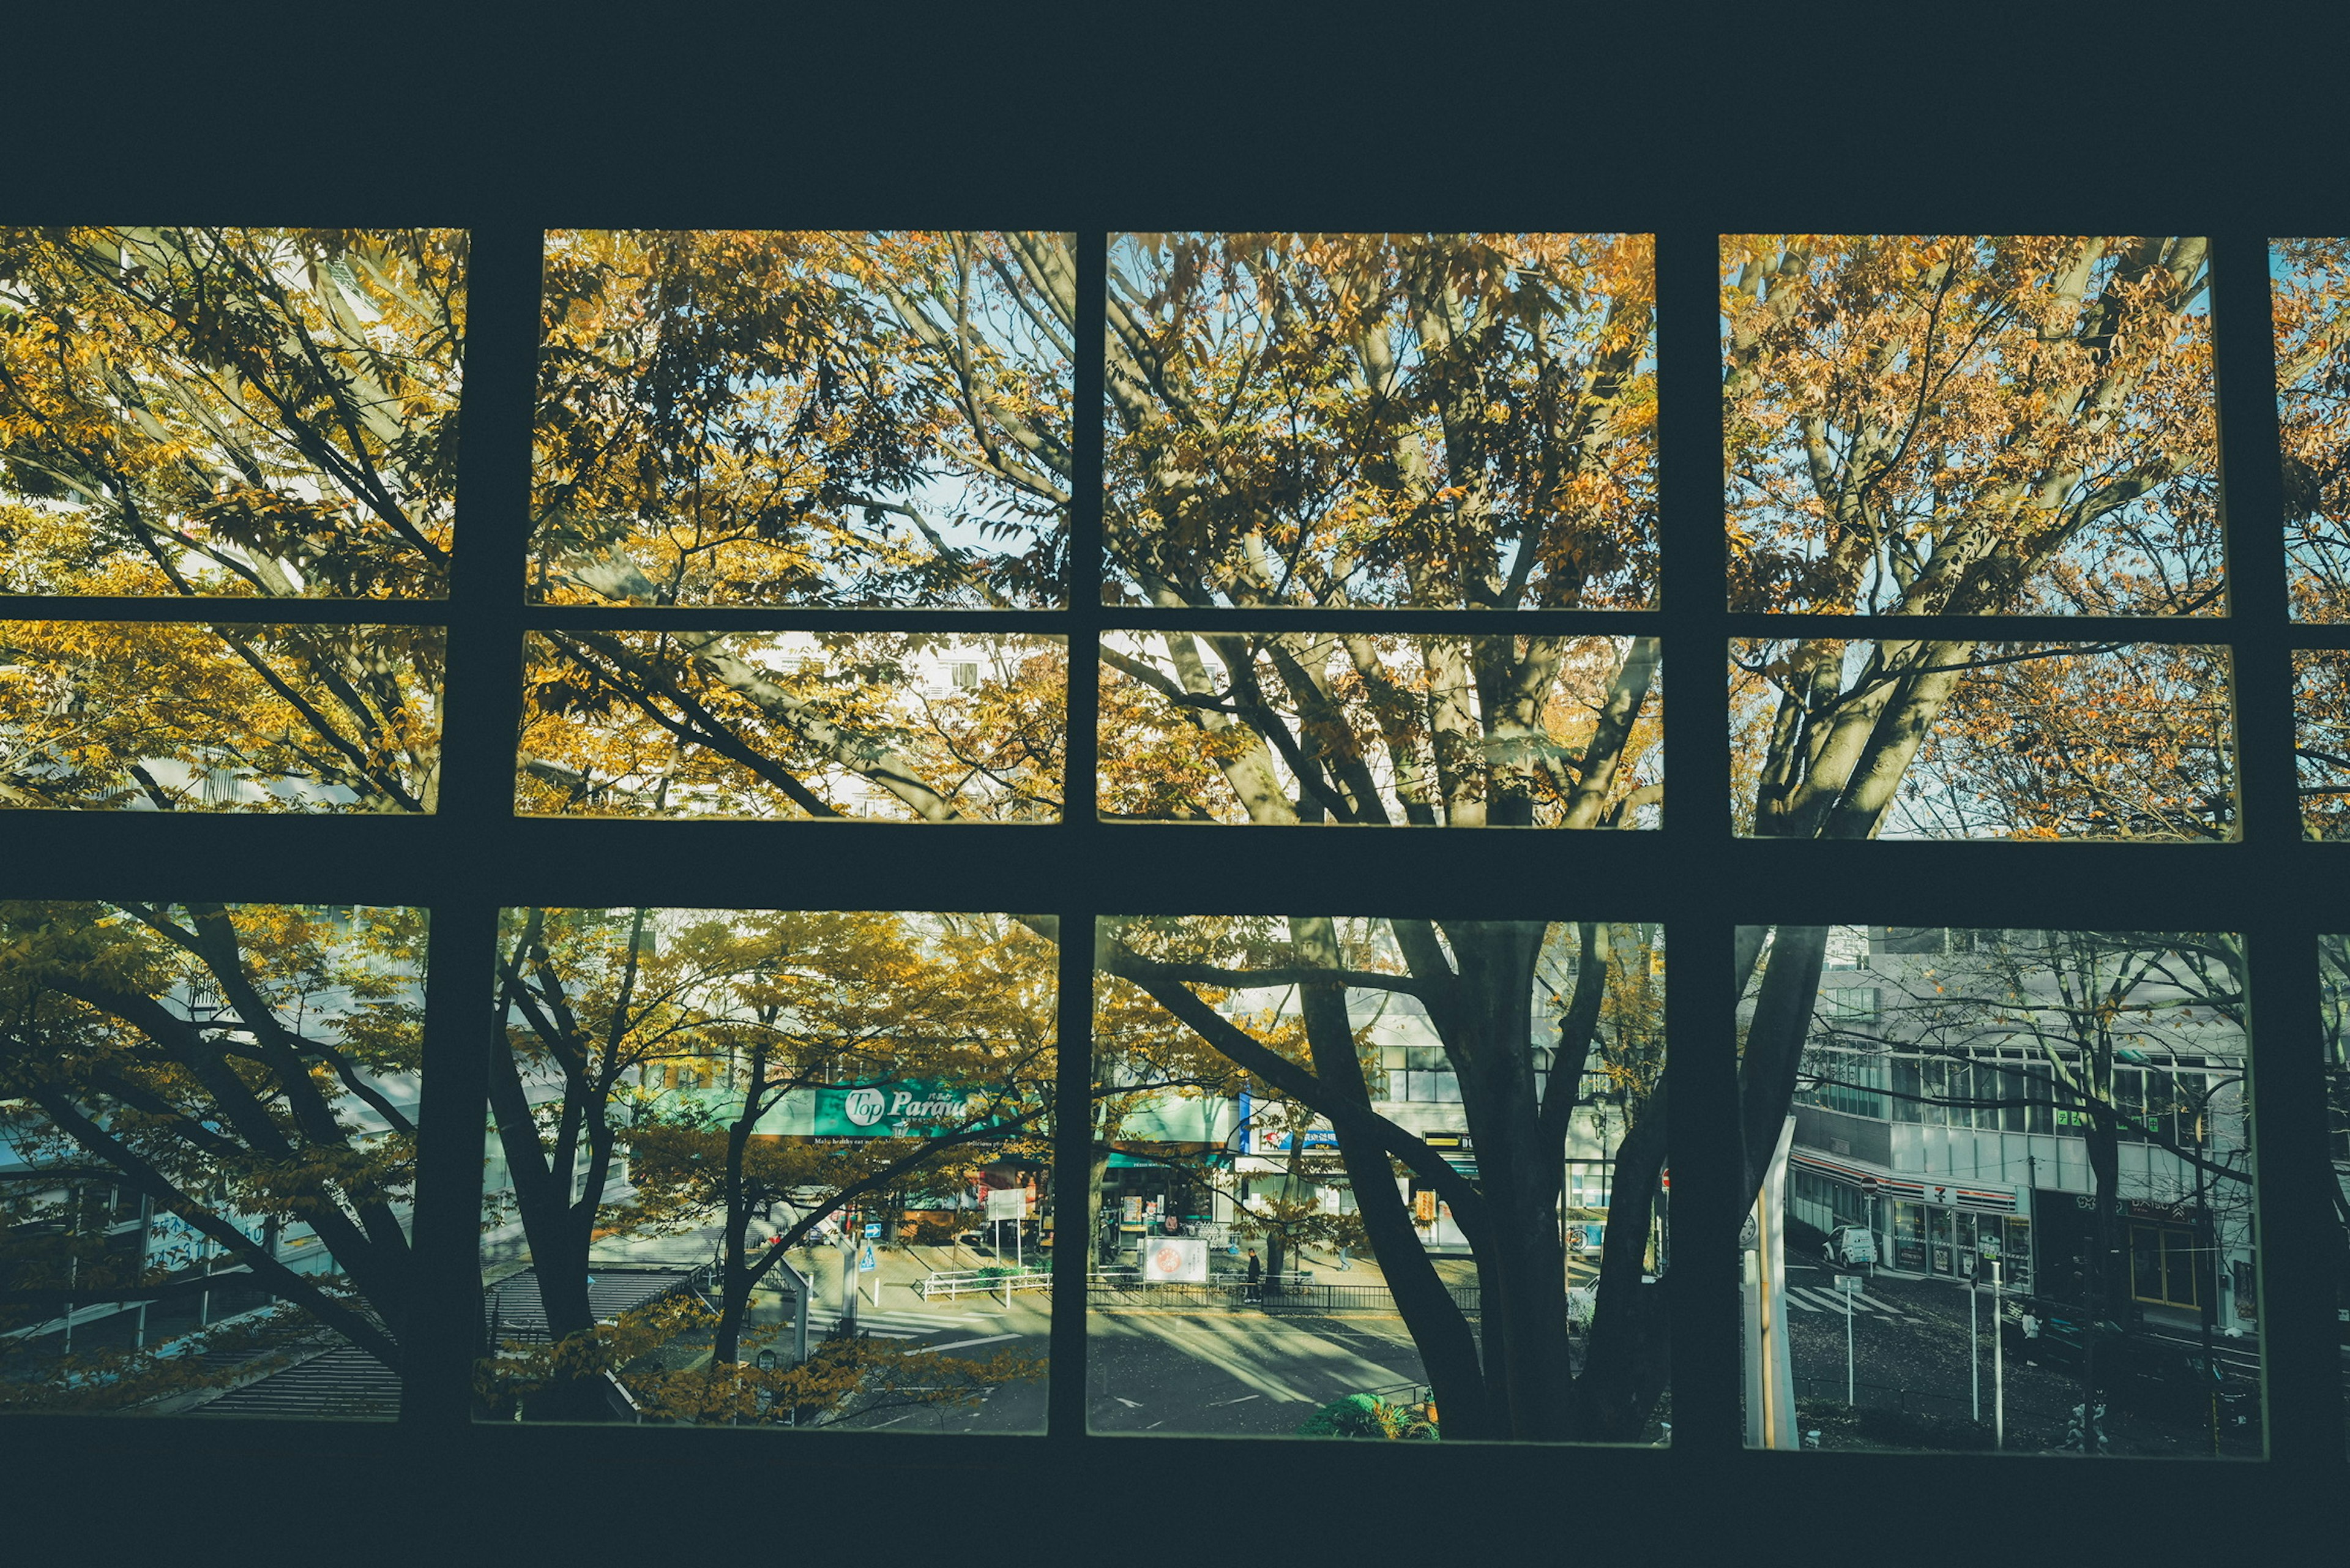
left=0, top=228, right=2340, bottom=1469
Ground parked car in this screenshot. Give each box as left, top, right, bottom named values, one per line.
left=1822, top=1225, right=1878, bottom=1270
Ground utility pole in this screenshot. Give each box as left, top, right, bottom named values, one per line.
left=2193, top=1082, right=2225, bottom=1457
left=1964, top=1250, right=1980, bottom=1424
left=1993, top=1254, right=2006, bottom=1447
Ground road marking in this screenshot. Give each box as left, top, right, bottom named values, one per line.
left=865, top=1413, right=912, bottom=1428
left=925, top=1333, right=1020, bottom=1353
left=1783, top=1288, right=1827, bottom=1312
left=1207, top=1394, right=1260, bottom=1407
left=1113, top=1397, right=1144, bottom=1408
left=1853, top=1291, right=1926, bottom=1321
left=1145, top=1421, right=1163, bottom=1429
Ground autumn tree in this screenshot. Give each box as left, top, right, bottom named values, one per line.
left=0, top=227, right=459, bottom=813
left=3, top=228, right=2234, bottom=1443
left=0, top=901, right=425, bottom=1404
left=610, top=911, right=1058, bottom=1368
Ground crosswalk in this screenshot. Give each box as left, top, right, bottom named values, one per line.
left=1781, top=1283, right=1928, bottom=1324
left=805, top=1305, right=1020, bottom=1343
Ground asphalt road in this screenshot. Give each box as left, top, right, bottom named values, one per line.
left=784, top=1245, right=1434, bottom=1438
left=1779, top=1260, right=2267, bottom=1457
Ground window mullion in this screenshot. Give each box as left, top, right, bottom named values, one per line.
left=400, top=224, right=542, bottom=1428
left=1657, top=228, right=1742, bottom=1455
left=1048, top=231, right=1108, bottom=1443
left=2210, top=230, right=2344, bottom=1465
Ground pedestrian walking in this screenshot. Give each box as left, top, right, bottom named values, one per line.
left=1245, top=1248, right=1262, bottom=1302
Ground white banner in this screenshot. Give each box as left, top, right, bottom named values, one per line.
left=1140, top=1236, right=1208, bottom=1283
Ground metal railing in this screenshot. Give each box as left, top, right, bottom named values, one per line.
left=1087, top=1277, right=1480, bottom=1316
left=919, top=1267, right=1056, bottom=1300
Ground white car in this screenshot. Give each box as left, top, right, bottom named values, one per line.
left=1822, top=1225, right=1878, bottom=1269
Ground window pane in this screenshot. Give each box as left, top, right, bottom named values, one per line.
left=1092, top=917, right=1667, bottom=1444
left=1744, top=925, right=2261, bottom=1458
left=0, top=902, right=423, bottom=1418
left=2272, top=240, right=2350, bottom=621
left=517, top=630, right=1062, bottom=820
left=481, top=908, right=1054, bottom=1431
left=1105, top=234, right=1657, bottom=610
left=1, top=621, right=444, bottom=812
left=1102, top=632, right=1660, bottom=827
left=0, top=228, right=464, bottom=599
left=1724, top=236, right=2217, bottom=616
left=2291, top=649, right=2350, bottom=838
left=1733, top=640, right=2234, bottom=840
left=2321, top=934, right=2350, bottom=1458
left=531, top=231, right=1071, bottom=608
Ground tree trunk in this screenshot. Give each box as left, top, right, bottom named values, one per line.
left=1565, top=1090, right=1670, bottom=1441
left=712, top=1040, right=771, bottom=1368
left=1291, top=917, right=1496, bottom=1438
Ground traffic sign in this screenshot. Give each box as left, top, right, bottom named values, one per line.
left=1833, top=1274, right=1863, bottom=1294
left=859, top=1244, right=877, bottom=1272
left=863, top=1222, right=882, bottom=1238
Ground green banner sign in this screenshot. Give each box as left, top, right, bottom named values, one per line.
left=811, top=1081, right=992, bottom=1138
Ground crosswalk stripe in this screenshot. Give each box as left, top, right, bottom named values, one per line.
left=1783, top=1288, right=1827, bottom=1311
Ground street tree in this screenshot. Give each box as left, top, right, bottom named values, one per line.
left=2, top=228, right=2231, bottom=1441
left=0, top=900, right=425, bottom=1404
left=1801, top=926, right=2254, bottom=1444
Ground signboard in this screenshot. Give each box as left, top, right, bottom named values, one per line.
left=1140, top=1236, right=1209, bottom=1283
left=858, top=1245, right=877, bottom=1272
left=812, top=1081, right=991, bottom=1138
left=862, top=1222, right=882, bottom=1239
left=1833, top=1274, right=1863, bottom=1294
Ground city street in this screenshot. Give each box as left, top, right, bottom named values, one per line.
left=1780, top=1260, right=2266, bottom=1457
left=774, top=1242, right=1437, bottom=1437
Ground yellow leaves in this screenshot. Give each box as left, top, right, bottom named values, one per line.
left=1725, top=234, right=2216, bottom=620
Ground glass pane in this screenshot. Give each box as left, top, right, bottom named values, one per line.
left=1092, top=917, right=1668, bottom=1444
left=1745, top=925, right=2261, bottom=1457
left=2271, top=240, right=2350, bottom=621
left=0, top=902, right=424, bottom=1417
left=1104, top=234, right=1657, bottom=610
left=2292, top=650, right=2350, bottom=838
left=2322, top=934, right=2350, bottom=1459
left=0, top=621, right=444, bottom=812
left=1100, top=632, right=1658, bottom=826
left=1724, top=236, right=2218, bottom=616
left=517, top=630, right=1062, bottom=819
left=532, top=231, right=1071, bottom=608
left=0, top=228, right=465, bottom=599
left=1732, top=640, right=2234, bottom=840
left=480, top=908, right=1055, bottom=1430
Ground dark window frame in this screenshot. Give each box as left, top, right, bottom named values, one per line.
left=1, top=228, right=2340, bottom=1505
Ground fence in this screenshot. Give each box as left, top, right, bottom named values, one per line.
left=913, top=1264, right=1482, bottom=1316
left=1089, top=1277, right=1481, bottom=1316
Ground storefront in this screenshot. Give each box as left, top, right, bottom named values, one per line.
left=1791, top=1154, right=2033, bottom=1291
left=1098, top=1151, right=1222, bottom=1259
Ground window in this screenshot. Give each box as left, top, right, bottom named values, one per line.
left=2, top=223, right=2341, bottom=1487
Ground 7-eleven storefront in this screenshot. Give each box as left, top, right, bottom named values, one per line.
left=1788, top=1152, right=2035, bottom=1292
